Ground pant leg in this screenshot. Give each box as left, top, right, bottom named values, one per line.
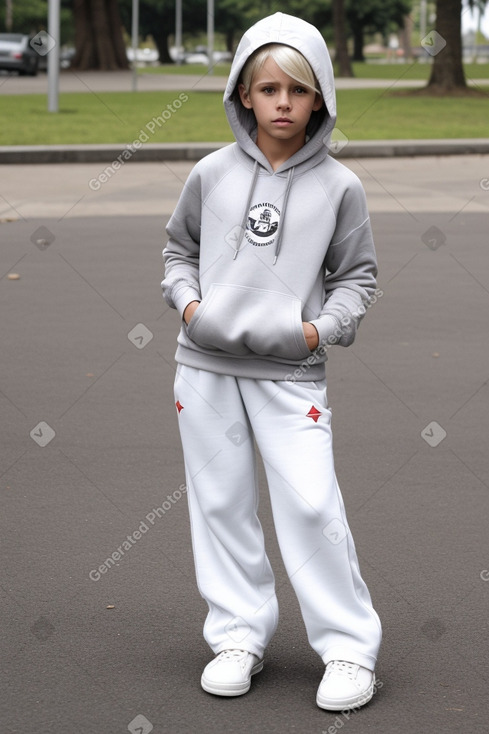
left=174, top=364, right=278, bottom=659
left=238, top=376, right=382, bottom=671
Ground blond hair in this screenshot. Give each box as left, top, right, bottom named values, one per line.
left=240, top=43, right=321, bottom=97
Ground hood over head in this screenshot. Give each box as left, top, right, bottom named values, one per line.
left=224, top=12, right=336, bottom=173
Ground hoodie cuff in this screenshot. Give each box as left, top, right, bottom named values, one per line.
left=309, top=315, right=341, bottom=349
left=171, top=283, right=202, bottom=318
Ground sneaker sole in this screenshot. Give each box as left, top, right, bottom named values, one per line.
left=201, top=660, right=264, bottom=697
left=316, top=677, right=375, bottom=711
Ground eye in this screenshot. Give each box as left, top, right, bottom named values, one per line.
left=294, top=86, right=308, bottom=95
left=262, top=86, right=275, bottom=94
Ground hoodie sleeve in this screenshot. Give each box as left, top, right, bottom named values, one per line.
left=309, top=176, right=378, bottom=348
left=161, top=167, right=203, bottom=317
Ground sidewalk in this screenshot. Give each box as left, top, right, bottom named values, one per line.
left=1, top=155, right=488, bottom=220
left=2, top=139, right=489, bottom=164
left=1, top=68, right=489, bottom=95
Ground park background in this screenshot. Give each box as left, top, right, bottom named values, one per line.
left=1, top=0, right=489, bottom=146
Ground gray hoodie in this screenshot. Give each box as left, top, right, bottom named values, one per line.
left=162, top=12, right=377, bottom=382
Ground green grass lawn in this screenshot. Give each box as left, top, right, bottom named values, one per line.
left=140, top=61, right=489, bottom=80
left=351, top=61, right=489, bottom=80
left=1, top=86, right=488, bottom=146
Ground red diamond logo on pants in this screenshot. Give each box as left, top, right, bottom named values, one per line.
left=306, top=406, right=321, bottom=422
left=175, top=400, right=184, bottom=414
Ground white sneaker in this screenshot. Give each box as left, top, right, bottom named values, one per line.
left=201, top=649, right=263, bottom=696
left=316, top=660, right=375, bottom=711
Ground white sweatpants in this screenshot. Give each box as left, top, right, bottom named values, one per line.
left=174, top=364, right=382, bottom=671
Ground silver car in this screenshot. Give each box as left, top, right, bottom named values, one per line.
left=0, top=33, right=39, bottom=75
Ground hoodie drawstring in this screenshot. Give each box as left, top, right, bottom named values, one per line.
left=233, top=160, right=259, bottom=260
left=273, top=167, right=294, bottom=265
left=233, top=162, right=295, bottom=265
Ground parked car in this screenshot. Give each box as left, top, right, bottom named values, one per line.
left=183, top=52, right=209, bottom=65
left=37, top=46, right=75, bottom=72
left=0, top=33, right=39, bottom=75
left=126, top=47, right=159, bottom=66
left=183, top=50, right=233, bottom=65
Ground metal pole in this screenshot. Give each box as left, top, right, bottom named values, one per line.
left=47, top=0, right=60, bottom=113
left=207, top=0, right=214, bottom=74
left=420, top=0, right=427, bottom=39
left=175, top=0, right=182, bottom=64
left=131, top=0, right=139, bottom=91
left=6, top=0, right=13, bottom=31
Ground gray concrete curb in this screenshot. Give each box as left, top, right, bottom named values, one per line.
left=1, top=139, right=489, bottom=164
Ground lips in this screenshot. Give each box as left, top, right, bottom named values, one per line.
left=273, top=117, right=292, bottom=123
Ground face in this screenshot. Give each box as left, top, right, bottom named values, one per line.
left=238, top=57, right=322, bottom=154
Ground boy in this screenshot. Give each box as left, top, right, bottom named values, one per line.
left=162, top=12, right=382, bottom=711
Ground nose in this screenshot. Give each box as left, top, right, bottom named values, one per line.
left=276, top=90, right=291, bottom=110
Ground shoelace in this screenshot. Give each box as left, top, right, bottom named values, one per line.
left=327, top=660, right=358, bottom=679
left=217, top=649, right=248, bottom=662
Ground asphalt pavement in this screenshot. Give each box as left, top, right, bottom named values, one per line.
left=1, top=156, right=489, bottom=733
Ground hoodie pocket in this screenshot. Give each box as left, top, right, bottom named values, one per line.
left=186, top=283, right=311, bottom=360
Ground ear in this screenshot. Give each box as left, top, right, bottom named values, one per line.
left=312, top=93, right=323, bottom=112
left=238, top=83, right=253, bottom=109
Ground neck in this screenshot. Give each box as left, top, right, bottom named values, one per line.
left=256, top=131, right=306, bottom=171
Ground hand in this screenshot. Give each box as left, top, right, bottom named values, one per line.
left=183, top=300, right=200, bottom=324
left=302, top=322, right=319, bottom=351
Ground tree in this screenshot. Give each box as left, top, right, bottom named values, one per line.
left=0, top=0, right=72, bottom=38
left=347, top=0, right=413, bottom=62
left=118, top=0, right=206, bottom=64
left=419, top=0, right=489, bottom=93
left=414, top=0, right=489, bottom=94
left=118, top=0, right=330, bottom=66
left=424, top=0, right=466, bottom=91
left=399, top=12, right=414, bottom=61
left=71, top=0, right=129, bottom=70
left=332, top=0, right=354, bottom=76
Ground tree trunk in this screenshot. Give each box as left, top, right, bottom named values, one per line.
left=153, top=32, right=173, bottom=64
left=72, top=0, right=129, bottom=71
left=226, top=29, right=235, bottom=54
left=107, top=0, right=131, bottom=68
left=426, top=0, right=466, bottom=91
left=352, top=25, right=365, bottom=62
left=400, top=14, right=413, bottom=62
left=332, top=0, right=354, bottom=77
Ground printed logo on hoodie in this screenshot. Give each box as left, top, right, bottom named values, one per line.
left=246, top=202, right=280, bottom=247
